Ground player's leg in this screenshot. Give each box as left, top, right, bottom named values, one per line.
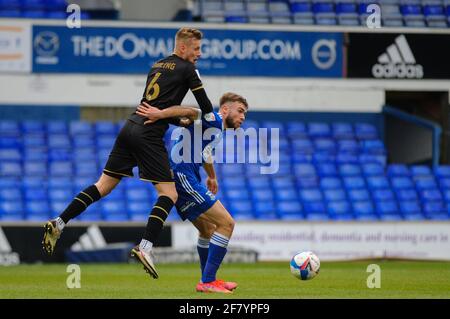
left=194, top=201, right=235, bottom=284
left=191, top=218, right=216, bottom=275
left=131, top=182, right=178, bottom=279
left=43, top=121, right=135, bottom=255
left=42, top=173, right=121, bottom=255
left=129, top=126, right=177, bottom=278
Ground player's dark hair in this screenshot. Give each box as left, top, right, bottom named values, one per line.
left=219, top=92, right=248, bottom=109
left=176, top=27, right=203, bottom=43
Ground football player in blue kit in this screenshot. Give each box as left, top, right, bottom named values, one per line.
left=136, top=92, right=248, bottom=293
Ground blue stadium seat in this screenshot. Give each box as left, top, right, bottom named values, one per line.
left=125, top=187, right=151, bottom=202
left=23, top=161, right=48, bottom=176
left=22, top=121, right=45, bottom=134
left=23, top=134, right=46, bottom=149
left=366, top=176, right=390, bottom=189
left=46, top=121, right=68, bottom=134
left=277, top=201, right=303, bottom=220
left=102, top=201, right=129, bottom=221
left=46, top=10, right=66, bottom=19
left=23, top=176, right=45, bottom=188
left=79, top=201, right=103, bottom=221
left=300, top=189, right=323, bottom=202
left=70, top=121, right=94, bottom=136
left=420, top=189, right=443, bottom=202
left=376, top=201, right=402, bottom=220
left=423, top=202, right=448, bottom=219
left=415, top=177, right=438, bottom=190
left=274, top=189, right=298, bottom=201
left=225, top=15, right=248, bottom=23
left=354, top=123, right=378, bottom=140
left=360, top=140, right=385, bottom=155
left=48, top=134, right=71, bottom=149
left=358, top=154, right=387, bottom=166
left=0, top=188, right=22, bottom=201
left=314, top=138, right=336, bottom=154
left=434, top=165, right=450, bottom=178
left=0, top=0, right=21, bottom=9
left=73, top=135, right=96, bottom=148
left=336, top=153, right=359, bottom=164
left=348, top=189, right=370, bottom=201
left=387, top=164, right=410, bottom=176
left=244, top=176, right=267, bottom=190
left=254, top=202, right=278, bottom=220
left=399, top=201, right=424, bottom=220
left=25, top=201, right=51, bottom=221
left=373, top=189, right=395, bottom=201
left=49, top=161, right=72, bottom=176
left=0, top=121, right=20, bottom=136
left=294, top=163, right=316, bottom=177
left=0, top=9, right=21, bottom=17
left=395, top=188, right=419, bottom=201
left=221, top=164, right=245, bottom=176
left=332, top=123, right=354, bottom=139
left=73, top=148, right=97, bottom=161
left=353, top=201, right=378, bottom=220
left=339, top=164, right=361, bottom=176
left=0, top=201, right=24, bottom=220
left=337, top=139, right=359, bottom=153
left=0, top=138, right=21, bottom=150
left=74, top=177, right=95, bottom=190
left=291, top=1, right=314, bottom=25
left=272, top=176, right=295, bottom=189
left=324, top=189, right=346, bottom=201
left=296, top=176, right=320, bottom=188
left=48, top=177, right=72, bottom=188
left=328, top=201, right=353, bottom=220
left=127, top=200, right=153, bottom=221
left=291, top=138, right=314, bottom=154
left=312, top=153, right=335, bottom=164
left=48, top=188, right=73, bottom=201
left=316, top=163, right=338, bottom=177
left=343, top=176, right=365, bottom=189
left=50, top=201, right=68, bottom=217
left=74, top=162, right=98, bottom=177
left=320, top=177, right=342, bottom=189
left=336, top=2, right=359, bottom=25
left=251, top=189, right=274, bottom=202
left=24, top=187, right=47, bottom=201
left=227, top=189, right=251, bottom=201
left=423, top=4, right=447, bottom=27
left=0, top=177, right=20, bottom=188
left=0, top=149, right=21, bottom=161
left=307, top=123, right=331, bottom=138
left=22, top=0, right=46, bottom=10
left=304, top=202, right=328, bottom=220
left=410, top=165, right=432, bottom=177
left=229, top=201, right=254, bottom=220
left=362, top=163, right=384, bottom=176
left=48, top=149, right=72, bottom=161
left=95, top=121, right=117, bottom=135
left=313, top=1, right=337, bottom=25
left=0, top=162, right=22, bottom=177
left=23, top=148, right=47, bottom=161
left=391, top=177, right=414, bottom=189
left=286, top=122, right=307, bottom=138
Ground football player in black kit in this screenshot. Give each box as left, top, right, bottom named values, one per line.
left=42, top=27, right=214, bottom=279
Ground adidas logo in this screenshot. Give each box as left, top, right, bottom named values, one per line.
left=372, top=35, right=423, bottom=79
left=71, top=225, right=107, bottom=251
left=0, top=227, right=20, bottom=265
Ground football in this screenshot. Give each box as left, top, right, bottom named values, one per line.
left=290, top=251, right=320, bottom=280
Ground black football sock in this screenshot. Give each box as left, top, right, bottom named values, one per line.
left=143, top=196, right=175, bottom=244
left=59, top=185, right=101, bottom=223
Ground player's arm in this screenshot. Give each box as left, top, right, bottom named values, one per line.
left=203, top=161, right=218, bottom=195
left=136, top=102, right=201, bottom=125
left=187, top=65, right=214, bottom=114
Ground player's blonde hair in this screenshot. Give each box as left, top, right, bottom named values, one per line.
left=175, top=27, right=203, bottom=44
left=219, top=92, right=249, bottom=109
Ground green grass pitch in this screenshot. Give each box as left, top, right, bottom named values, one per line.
left=1, top=261, right=449, bottom=299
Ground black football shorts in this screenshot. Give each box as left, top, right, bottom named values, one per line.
left=103, top=120, right=174, bottom=184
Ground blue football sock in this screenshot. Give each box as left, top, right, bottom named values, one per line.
left=197, top=237, right=209, bottom=276
left=202, top=232, right=229, bottom=283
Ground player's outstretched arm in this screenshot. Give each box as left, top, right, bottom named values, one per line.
left=136, top=102, right=201, bottom=125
